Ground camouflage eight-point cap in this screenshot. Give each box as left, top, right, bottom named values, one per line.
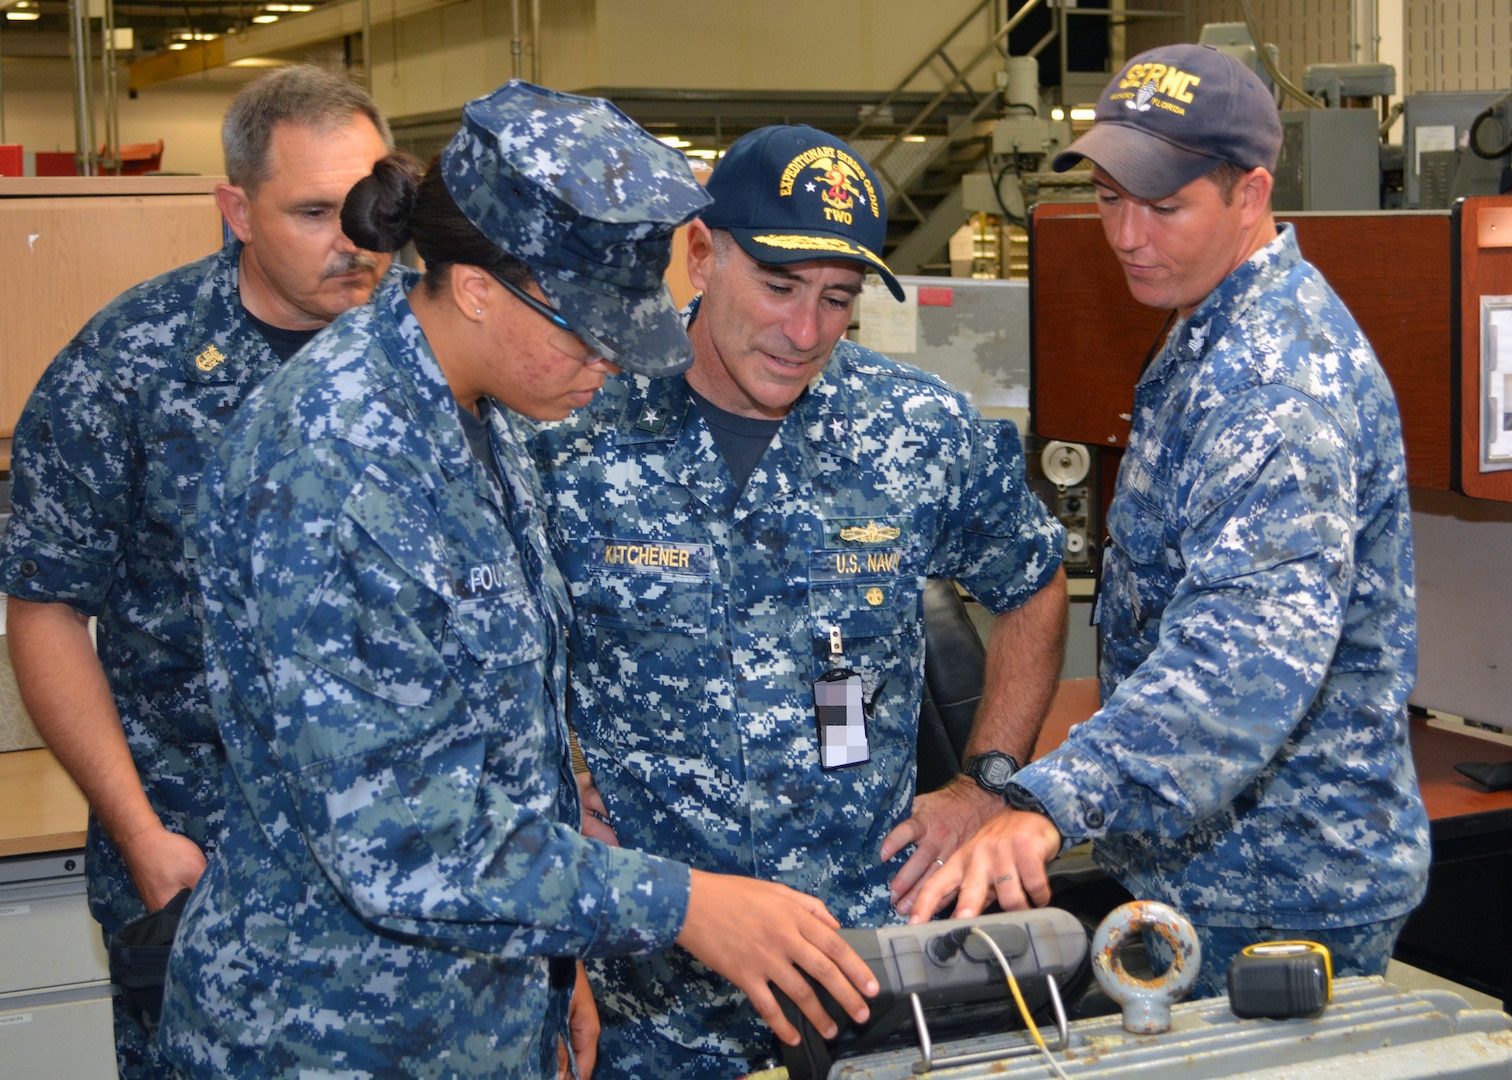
left=440, top=79, right=710, bottom=376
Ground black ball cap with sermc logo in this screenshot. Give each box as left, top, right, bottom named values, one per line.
left=1051, top=43, right=1283, bottom=201
left=701, top=124, right=905, bottom=301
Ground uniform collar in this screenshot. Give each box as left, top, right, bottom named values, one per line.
left=789, top=345, right=865, bottom=467
left=371, top=275, right=477, bottom=483
left=181, top=237, right=279, bottom=384
left=612, top=295, right=865, bottom=465
left=1148, top=222, right=1298, bottom=379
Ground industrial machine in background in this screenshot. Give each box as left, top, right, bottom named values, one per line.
left=1408, top=89, right=1512, bottom=209
left=958, top=22, right=1512, bottom=221
left=1027, top=438, right=1096, bottom=577
left=958, top=55, right=1079, bottom=226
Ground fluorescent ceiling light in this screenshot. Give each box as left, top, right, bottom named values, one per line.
left=252, top=14, right=279, bottom=22
left=5, top=8, right=39, bottom=18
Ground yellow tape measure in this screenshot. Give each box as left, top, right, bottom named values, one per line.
left=1226, top=941, right=1333, bottom=1019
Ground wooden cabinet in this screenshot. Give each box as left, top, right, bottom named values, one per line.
left=0, top=177, right=225, bottom=466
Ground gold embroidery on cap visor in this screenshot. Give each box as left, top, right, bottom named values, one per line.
left=749, top=233, right=893, bottom=270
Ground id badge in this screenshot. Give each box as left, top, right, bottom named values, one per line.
left=814, top=668, right=870, bottom=770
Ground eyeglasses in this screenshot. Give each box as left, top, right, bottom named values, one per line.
left=488, top=270, right=615, bottom=366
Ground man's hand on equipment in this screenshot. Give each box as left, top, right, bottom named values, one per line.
left=881, top=776, right=1004, bottom=916
left=905, top=809, right=1062, bottom=924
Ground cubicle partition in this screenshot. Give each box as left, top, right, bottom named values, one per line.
left=1028, top=202, right=1455, bottom=492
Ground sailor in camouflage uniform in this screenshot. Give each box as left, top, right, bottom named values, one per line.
left=912, top=44, right=1430, bottom=996
left=534, top=125, right=1069, bottom=1077
left=160, top=83, right=880, bottom=1080
left=0, top=66, right=392, bottom=1076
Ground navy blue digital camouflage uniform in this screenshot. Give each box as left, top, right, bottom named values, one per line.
left=1007, top=224, right=1431, bottom=992
left=0, top=237, right=308, bottom=1076
left=534, top=303, right=1066, bottom=1074
left=158, top=275, right=693, bottom=1079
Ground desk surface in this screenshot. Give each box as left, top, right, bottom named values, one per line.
left=0, top=747, right=87, bottom=858
left=1037, top=677, right=1512, bottom=829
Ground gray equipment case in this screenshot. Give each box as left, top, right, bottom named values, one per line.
left=826, top=976, right=1512, bottom=1078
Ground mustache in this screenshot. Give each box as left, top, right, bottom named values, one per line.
left=325, top=251, right=380, bottom=278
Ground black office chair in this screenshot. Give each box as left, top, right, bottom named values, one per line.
left=916, top=578, right=1132, bottom=1017
left=916, top=579, right=985, bottom=793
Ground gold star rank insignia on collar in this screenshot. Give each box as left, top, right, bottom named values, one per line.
left=634, top=404, right=666, bottom=433
left=195, top=344, right=227, bottom=372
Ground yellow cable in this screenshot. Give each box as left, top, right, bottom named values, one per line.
left=969, top=926, right=1071, bottom=1079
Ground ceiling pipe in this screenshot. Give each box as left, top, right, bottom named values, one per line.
left=102, top=0, right=120, bottom=172
left=509, top=0, right=519, bottom=79
left=67, top=0, right=96, bottom=173
left=528, top=0, right=537, bottom=84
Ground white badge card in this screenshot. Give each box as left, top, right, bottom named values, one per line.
left=815, top=669, right=870, bottom=770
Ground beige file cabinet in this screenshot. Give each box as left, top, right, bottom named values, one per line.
left=0, top=751, right=114, bottom=1079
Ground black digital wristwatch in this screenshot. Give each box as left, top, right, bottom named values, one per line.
left=961, top=751, right=1021, bottom=797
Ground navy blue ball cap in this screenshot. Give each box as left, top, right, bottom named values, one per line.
left=702, top=125, right=904, bottom=301
left=1052, top=44, right=1283, bottom=201
left=441, top=80, right=711, bottom=377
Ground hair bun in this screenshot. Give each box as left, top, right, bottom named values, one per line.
left=341, top=152, right=424, bottom=253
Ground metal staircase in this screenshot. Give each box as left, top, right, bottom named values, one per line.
left=857, top=0, right=1187, bottom=275
left=846, top=0, right=1052, bottom=274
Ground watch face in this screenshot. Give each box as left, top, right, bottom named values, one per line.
left=982, top=756, right=1015, bottom=786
